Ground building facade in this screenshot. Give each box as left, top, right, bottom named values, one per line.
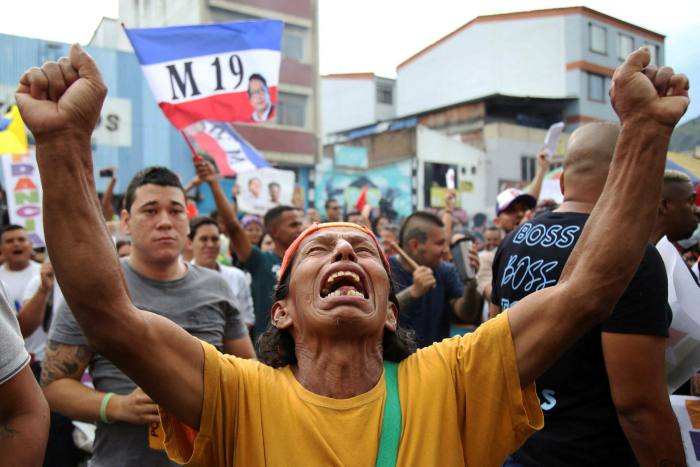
left=320, top=73, right=395, bottom=137
left=0, top=33, right=191, bottom=196
left=396, top=7, right=664, bottom=127
left=318, top=7, right=662, bottom=221
left=94, top=0, right=322, bottom=208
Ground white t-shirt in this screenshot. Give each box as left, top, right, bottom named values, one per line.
left=192, top=261, right=255, bottom=327
left=0, top=281, right=29, bottom=384
left=0, top=261, right=43, bottom=359
left=22, top=274, right=65, bottom=362
left=219, top=264, right=255, bottom=327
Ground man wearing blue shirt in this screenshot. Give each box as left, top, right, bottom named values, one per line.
left=391, top=212, right=479, bottom=347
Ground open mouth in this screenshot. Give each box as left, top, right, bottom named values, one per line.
left=320, top=269, right=368, bottom=299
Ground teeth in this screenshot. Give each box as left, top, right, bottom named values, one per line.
left=326, top=271, right=361, bottom=285
left=325, top=288, right=365, bottom=298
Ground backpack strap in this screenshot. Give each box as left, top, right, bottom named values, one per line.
left=375, top=361, right=402, bottom=467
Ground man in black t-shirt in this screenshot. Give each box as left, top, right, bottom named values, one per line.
left=492, top=122, right=684, bottom=466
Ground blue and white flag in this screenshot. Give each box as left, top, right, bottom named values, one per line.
left=183, top=120, right=269, bottom=176
left=124, top=20, right=283, bottom=129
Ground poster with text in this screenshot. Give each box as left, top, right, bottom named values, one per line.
left=1, top=149, right=44, bottom=246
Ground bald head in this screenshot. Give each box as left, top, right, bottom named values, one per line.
left=562, top=122, right=620, bottom=202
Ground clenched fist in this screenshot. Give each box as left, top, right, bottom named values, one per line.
left=15, top=43, right=107, bottom=141
left=611, top=47, right=689, bottom=128
left=409, top=266, right=437, bottom=299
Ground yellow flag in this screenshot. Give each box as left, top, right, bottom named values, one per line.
left=0, top=105, right=28, bottom=155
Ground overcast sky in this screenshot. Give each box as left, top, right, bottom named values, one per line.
left=2, top=0, right=699, bottom=120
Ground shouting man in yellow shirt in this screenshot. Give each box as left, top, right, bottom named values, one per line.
left=17, top=44, right=688, bottom=467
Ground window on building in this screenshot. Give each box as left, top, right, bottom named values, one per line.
left=283, top=25, right=306, bottom=61
left=376, top=85, right=393, bottom=105
left=618, top=34, right=634, bottom=60
left=644, top=44, right=660, bottom=66
left=521, top=156, right=536, bottom=182
left=588, top=73, right=605, bottom=102
left=589, top=23, right=607, bottom=54
left=277, top=92, right=307, bottom=128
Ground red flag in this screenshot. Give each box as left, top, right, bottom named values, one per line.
left=355, top=185, right=369, bottom=212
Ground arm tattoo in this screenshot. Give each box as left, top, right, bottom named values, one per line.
left=40, top=340, right=92, bottom=387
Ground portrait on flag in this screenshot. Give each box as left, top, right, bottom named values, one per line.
left=124, top=20, right=283, bottom=129
left=182, top=120, right=269, bottom=176
left=236, top=167, right=295, bottom=215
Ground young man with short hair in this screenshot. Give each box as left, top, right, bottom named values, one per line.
left=188, top=216, right=255, bottom=331
left=42, top=166, right=254, bottom=467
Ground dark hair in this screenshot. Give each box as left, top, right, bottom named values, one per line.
left=248, top=73, right=268, bottom=93
left=124, top=167, right=185, bottom=213
left=0, top=224, right=24, bottom=242
left=268, top=182, right=281, bottom=189
left=263, top=205, right=296, bottom=230
left=325, top=198, right=339, bottom=209
left=399, top=211, right=444, bottom=248
left=188, top=216, right=219, bottom=240
left=371, top=214, right=389, bottom=235
left=257, top=256, right=416, bottom=367
left=115, top=239, right=131, bottom=251
left=345, top=211, right=362, bottom=222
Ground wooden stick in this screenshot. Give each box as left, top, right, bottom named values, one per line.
left=386, top=240, right=419, bottom=272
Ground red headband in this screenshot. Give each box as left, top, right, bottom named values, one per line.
left=278, top=222, right=391, bottom=283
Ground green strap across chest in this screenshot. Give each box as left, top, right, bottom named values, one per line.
left=376, top=361, right=402, bottom=467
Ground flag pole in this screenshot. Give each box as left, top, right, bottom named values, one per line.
left=181, top=131, right=202, bottom=161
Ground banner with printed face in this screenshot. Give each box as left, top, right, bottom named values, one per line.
left=182, top=120, right=269, bottom=176
left=125, top=20, right=282, bottom=129
left=1, top=149, right=44, bottom=246
left=236, top=168, right=295, bottom=215
left=670, top=396, right=700, bottom=465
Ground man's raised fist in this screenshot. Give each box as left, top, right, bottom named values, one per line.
left=611, top=47, right=689, bottom=128
left=15, top=43, right=107, bottom=141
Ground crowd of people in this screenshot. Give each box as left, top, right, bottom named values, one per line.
left=0, top=44, right=698, bottom=467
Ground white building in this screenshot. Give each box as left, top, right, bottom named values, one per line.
left=321, top=73, right=395, bottom=136
left=396, top=6, right=664, bottom=127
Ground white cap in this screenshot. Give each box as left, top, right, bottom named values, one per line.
left=496, top=188, right=537, bottom=215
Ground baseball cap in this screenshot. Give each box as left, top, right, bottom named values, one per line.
left=496, top=188, right=537, bottom=216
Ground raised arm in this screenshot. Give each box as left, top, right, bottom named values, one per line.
left=16, top=44, right=204, bottom=429
left=508, top=48, right=689, bottom=386
left=17, top=263, right=53, bottom=337
left=526, top=149, right=550, bottom=202
left=194, top=158, right=253, bottom=262
left=100, top=167, right=117, bottom=221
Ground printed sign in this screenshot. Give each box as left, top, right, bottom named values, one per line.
left=93, top=97, right=132, bottom=147
left=1, top=149, right=44, bottom=246
left=670, top=396, right=700, bottom=465
left=236, top=167, right=295, bottom=215
left=334, top=145, right=368, bottom=169
left=125, top=20, right=283, bottom=129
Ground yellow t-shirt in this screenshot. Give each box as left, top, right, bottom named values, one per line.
left=160, top=312, right=543, bottom=466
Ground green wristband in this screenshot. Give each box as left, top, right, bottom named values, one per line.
left=100, top=392, right=115, bottom=424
